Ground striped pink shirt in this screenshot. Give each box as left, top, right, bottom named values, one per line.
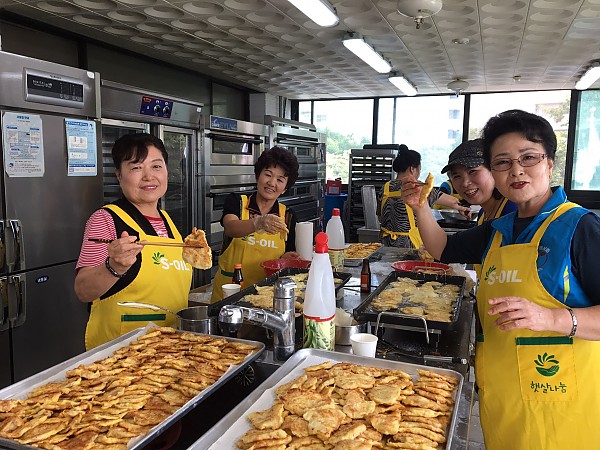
left=76, top=209, right=169, bottom=269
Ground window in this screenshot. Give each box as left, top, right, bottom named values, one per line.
left=312, top=99, right=374, bottom=183
left=572, top=90, right=600, bottom=191
left=298, top=101, right=312, bottom=124
left=469, top=90, right=570, bottom=187
left=378, top=96, right=465, bottom=186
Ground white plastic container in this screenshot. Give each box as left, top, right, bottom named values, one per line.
left=303, top=232, right=336, bottom=350
left=326, top=207, right=345, bottom=271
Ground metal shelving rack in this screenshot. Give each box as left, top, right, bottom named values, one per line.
left=347, top=147, right=398, bottom=242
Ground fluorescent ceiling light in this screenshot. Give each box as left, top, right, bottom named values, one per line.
left=575, top=63, right=600, bottom=90
left=343, top=33, right=392, bottom=74
left=287, top=0, right=339, bottom=27
left=389, top=73, right=418, bottom=96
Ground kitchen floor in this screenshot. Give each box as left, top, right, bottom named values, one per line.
left=467, top=368, right=486, bottom=449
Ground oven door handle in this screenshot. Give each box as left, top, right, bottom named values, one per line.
left=207, top=133, right=263, bottom=145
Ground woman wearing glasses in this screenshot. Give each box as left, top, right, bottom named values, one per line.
left=402, top=109, right=600, bottom=450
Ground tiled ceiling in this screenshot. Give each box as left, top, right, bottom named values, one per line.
left=1, top=0, right=600, bottom=99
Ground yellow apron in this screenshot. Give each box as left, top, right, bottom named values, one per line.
left=474, top=197, right=510, bottom=277
left=476, top=202, right=600, bottom=450
left=211, top=196, right=287, bottom=302
left=380, top=181, right=423, bottom=248
left=85, top=205, right=192, bottom=350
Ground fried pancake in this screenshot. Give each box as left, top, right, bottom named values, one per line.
left=248, top=402, right=286, bottom=430
left=303, top=405, right=348, bottom=437
left=282, top=388, right=334, bottom=416
left=342, top=390, right=376, bottom=419
left=368, top=384, right=404, bottom=405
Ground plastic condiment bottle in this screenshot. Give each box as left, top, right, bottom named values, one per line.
left=303, top=232, right=336, bottom=350
left=326, top=208, right=345, bottom=271
left=232, top=264, right=244, bottom=288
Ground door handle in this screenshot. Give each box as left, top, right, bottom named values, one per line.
left=8, top=220, right=23, bottom=273
left=0, top=221, right=6, bottom=274
left=0, top=277, right=8, bottom=331
left=8, top=274, right=25, bottom=328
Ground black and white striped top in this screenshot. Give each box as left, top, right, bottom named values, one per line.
left=378, top=180, right=442, bottom=248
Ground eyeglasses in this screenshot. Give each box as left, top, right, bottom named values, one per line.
left=490, top=153, right=547, bottom=172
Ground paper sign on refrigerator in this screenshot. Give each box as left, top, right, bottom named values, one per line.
left=65, top=118, right=97, bottom=176
left=1, top=111, right=45, bottom=177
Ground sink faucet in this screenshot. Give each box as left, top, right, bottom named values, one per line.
left=218, top=278, right=297, bottom=362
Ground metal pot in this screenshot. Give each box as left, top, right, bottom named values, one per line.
left=177, top=306, right=216, bottom=334
left=335, top=321, right=369, bottom=346
left=117, top=302, right=216, bottom=334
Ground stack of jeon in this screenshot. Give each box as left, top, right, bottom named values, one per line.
left=0, top=327, right=259, bottom=450
left=236, top=362, right=459, bottom=450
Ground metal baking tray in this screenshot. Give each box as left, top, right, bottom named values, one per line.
left=344, top=243, right=383, bottom=266
left=0, top=325, right=264, bottom=450
left=188, top=348, right=464, bottom=450
left=207, top=268, right=352, bottom=317
left=354, top=270, right=466, bottom=331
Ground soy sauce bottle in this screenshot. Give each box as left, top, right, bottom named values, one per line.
left=360, top=259, right=371, bottom=293
left=232, top=264, right=244, bottom=288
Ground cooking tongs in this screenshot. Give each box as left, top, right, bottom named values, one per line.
left=88, top=238, right=203, bottom=248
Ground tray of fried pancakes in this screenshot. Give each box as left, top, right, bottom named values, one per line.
left=190, top=349, right=463, bottom=450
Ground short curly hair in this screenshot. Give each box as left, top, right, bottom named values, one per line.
left=112, top=133, right=168, bottom=169
left=254, top=146, right=299, bottom=189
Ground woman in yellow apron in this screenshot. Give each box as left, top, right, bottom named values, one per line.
left=211, top=147, right=300, bottom=302
left=75, top=133, right=192, bottom=350
left=401, top=110, right=600, bottom=449
left=379, top=144, right=469, bottom=248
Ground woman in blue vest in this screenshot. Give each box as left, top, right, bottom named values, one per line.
left=401, top=110, right=600, bottom=450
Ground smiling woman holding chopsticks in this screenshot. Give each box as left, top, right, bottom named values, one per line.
left=74, top=133, right=192, bottom=350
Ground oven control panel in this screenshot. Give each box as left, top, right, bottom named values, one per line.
left=139, top=96, right=173, bottom=118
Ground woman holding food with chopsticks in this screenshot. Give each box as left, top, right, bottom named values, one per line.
left=379, top=144, right=470, bottom=248
left=401, top=109, right=600, bottom=450
left=75, top=133, right=196, bottom=350
left=211, top=146, right=300, bottom=303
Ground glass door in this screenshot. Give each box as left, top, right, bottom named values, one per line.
left=158, top=125, right=196, bottom=238
left=101, top=119, right=149, bottom=204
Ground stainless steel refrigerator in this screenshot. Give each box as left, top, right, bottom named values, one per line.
left=0, top=51, right=103, bottom=388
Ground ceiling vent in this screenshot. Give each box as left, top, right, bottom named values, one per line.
left=396, top=0, right=443, bottom=29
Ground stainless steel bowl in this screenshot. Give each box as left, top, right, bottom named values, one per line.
left=177, top=306, right=216, bottom=334
left=335, top=322, right=369, bottom=346
left=439, top=210, right=470, bottom=222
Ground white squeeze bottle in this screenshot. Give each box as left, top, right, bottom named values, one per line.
left=303, top=232, right=336, bottom=350
left=326, top=208, right=345, bottom=272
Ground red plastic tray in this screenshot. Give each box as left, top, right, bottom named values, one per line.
left=391, top=260, right=450, bottom=273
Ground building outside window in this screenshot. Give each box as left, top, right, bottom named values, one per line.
left=572, top=90, right=600, bottom=191
left=300, top=99, right=373, bottom=183
left=378, top=96, right=465, bottom=186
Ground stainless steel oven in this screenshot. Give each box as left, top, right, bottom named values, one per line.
left=265, top=115, right=325, bottom=233
left=200, top=116, right=269, bottom=277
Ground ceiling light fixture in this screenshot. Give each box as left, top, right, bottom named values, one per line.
left=287, top=0, right=339, bottom=27
left=575, top=62, right=600, bottom=90
left=342, top=32, right=392, bottom=74
left=389, top=73, right=418, bottom=96
left=447, top=79, right=469, bottom=97
left=397, top=0, right=443, bottom=29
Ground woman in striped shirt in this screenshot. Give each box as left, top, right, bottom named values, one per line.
left=75, top=133, right=192, bottom=349
left=379, top=144, right=469, bottom=248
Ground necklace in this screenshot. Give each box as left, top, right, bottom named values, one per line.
left=484, top=198, right=502, bottom=222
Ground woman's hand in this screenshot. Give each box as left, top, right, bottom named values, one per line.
left=253, top=214, right=287, bottom=234
left=107, top=231, right=143, bottom=273
left=488, top=296, right=557, bottom=332
left=458, top=206, right=472, bottom=219
left=400, top=177, right=424, bottom=210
